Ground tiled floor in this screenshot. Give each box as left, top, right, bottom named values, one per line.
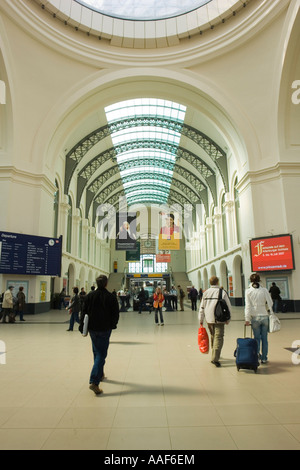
left=0, top=304, right=300, bottom=450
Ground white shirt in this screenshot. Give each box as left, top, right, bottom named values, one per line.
left=198, top=286, right=232, bottom=324
left=244, top=284, right=273, bottom=322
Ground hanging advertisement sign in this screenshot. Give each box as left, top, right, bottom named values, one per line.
left=156, top=254, right=171, bottom=263
left=158, top=212, right=180, bottom=250
left=115, top=212, right=137, bottom=251
left=126, top=241, right=141, bottom=261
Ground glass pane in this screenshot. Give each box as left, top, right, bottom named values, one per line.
left=76, top=0, right=211, bottom=21
left=105, top=98, right=186, bottom=206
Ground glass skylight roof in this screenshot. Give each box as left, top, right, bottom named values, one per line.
left=105, top=98, right=186, bottom=206
left=76, top=0, right=211, bottom=21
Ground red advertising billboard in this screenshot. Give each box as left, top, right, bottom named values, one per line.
left=250, top=234, right=295, bottom=272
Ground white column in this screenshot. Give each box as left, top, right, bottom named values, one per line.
left=59, top=195, right=70, bottom=252
left=72, top=209, right=81, bottom=257
left=223, top=193, right=236, bottom=248
left=82, top=219, right=89, bottom=262
left=90, top=226, right=96, bottom=265
left=0, top=80, right=6, bottom=104
left=205, top=217, right=214, bottom=260
left=213, top=208, right=222, bottom=255
left=199, top=225, right=207, bottom=262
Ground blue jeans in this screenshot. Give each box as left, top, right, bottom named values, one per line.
left=68, top=311, right=79, bottom=330
left=251, top=316, right=269, bottom=361
left=272, top=299, right=279, bottom=313
left=89, top=330, right=111, bottom=386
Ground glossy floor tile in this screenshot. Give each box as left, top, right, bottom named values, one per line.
left=0, top=305, right=300, bottom=450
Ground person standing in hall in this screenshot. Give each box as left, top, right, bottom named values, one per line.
left=66, top=287, right=80, bottom=331
left=138, top=287, right=147, bottom=313
left=245, top=273, right=273, bottom=364
left=59, top=288, right=67, bottom=310
left=16, top=286, right=26, bottom=321
left=153, top=287, right=165, bottom=325
left=170, top=285, right=178, bottom=310
left=269, top=282, right=281, bottom=314
left=80, top=275, right=119, bottom=395
left=177, top=285, right=185, bottom=311
left=199, top=276, right=232, bottom=367
left=189, top=286, right=198, bottom=311
left=79, top=287, right=87, bottom=318
left=1, top=286, right=14, bottom=323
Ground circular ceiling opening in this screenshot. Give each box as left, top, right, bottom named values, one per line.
left=75, top=0, right=212, bottom=21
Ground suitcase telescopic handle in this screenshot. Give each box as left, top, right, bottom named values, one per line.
left=244, top=323, right=253, bottom=338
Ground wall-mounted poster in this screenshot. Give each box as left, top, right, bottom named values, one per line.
left=116, top=212, right=137, bottom=251
left=158, top=212, right=180, bottom=250
left=40, top=281, right=47, bottom=302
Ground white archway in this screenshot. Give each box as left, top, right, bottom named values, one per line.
left=220, top=260, right=228, bottom=291
left=233, top=254, right=244, bottom=305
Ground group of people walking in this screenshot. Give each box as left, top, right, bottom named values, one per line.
left=0, top=272, right=280, bottom=398
left=199, top=273, right=276, bottom=368
left=79, top=271, right=276, bottom=398
left=0, top=286, right=26, bottom=323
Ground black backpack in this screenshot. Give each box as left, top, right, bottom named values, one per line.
left=214, top=288, right=231, bottom=323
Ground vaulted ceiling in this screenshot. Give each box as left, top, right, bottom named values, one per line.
left=64, top=98, right=229, bottom=222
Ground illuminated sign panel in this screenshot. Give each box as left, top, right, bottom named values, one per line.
left=250, top=234, right=295, bottom=272
left=0, top=231, right=62, bottom=276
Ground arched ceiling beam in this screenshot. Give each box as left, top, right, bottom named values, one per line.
left=65, top=116, right=228, bottom=194
left=90, top=173, right=206, bottom=222
left=92, top=186, right=196, bottom=225
left=83, top=161, right=209, bottom=218
left=76, top=140, right=217, bottom=211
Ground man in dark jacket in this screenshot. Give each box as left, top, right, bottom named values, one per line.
left=189, top=286, right=198, bottom=311
left=80, top=274, right=119, bottom=395
left=269, top=282, right=281, bottom=313
left=138, top=287, right=147, bottom=313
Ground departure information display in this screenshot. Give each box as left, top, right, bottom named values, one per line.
left=0, top=231, right=62, bottom=276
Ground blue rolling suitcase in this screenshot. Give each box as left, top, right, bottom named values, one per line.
left=234, top=325, right=259, bottom=373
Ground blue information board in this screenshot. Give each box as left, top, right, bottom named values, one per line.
left=0, top=231, right=62, bottom=276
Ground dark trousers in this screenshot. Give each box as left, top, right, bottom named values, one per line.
left=1, top=308, right=14, bottom=323
left=89, top=330, right=112, bottom=386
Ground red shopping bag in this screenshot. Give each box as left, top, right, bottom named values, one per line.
left=198, top=326, right=209, bottom=354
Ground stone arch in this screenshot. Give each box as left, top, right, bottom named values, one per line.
left=233, top=254, right=244, bottom=306
left=79, top=266, right=86, bottom=290
left=210, top=264, right=217, bottom=278
left=220, top=260, right=228, bottom=292
left=197, top=270, right=202, bottom=289
left=67, top=262, right=76, bottom=296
